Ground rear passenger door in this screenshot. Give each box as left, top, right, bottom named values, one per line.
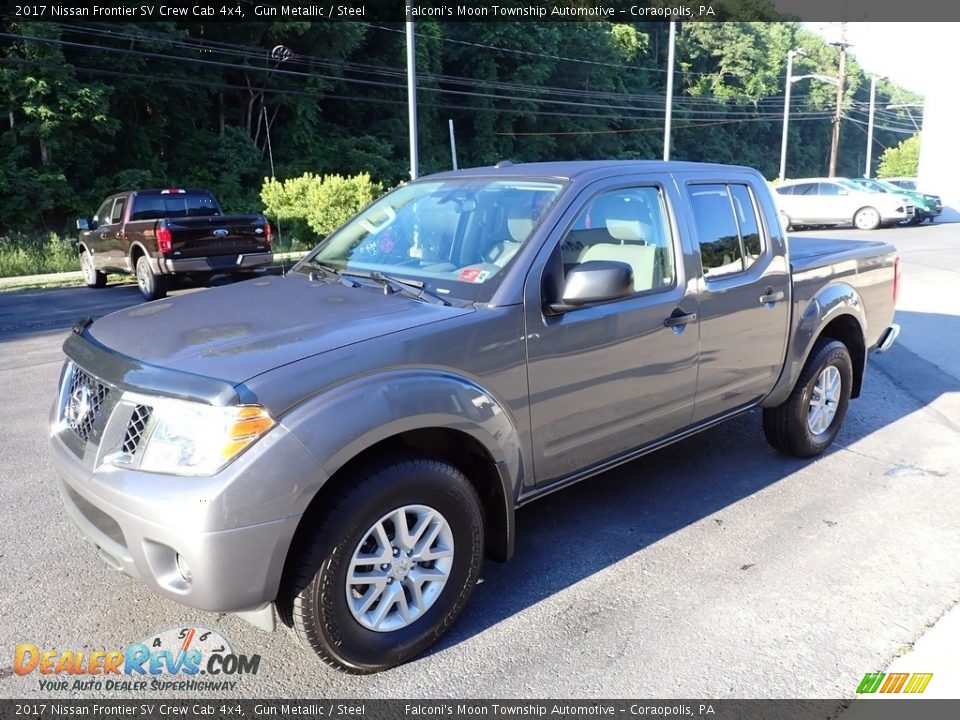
left=787, top=182, right=818, bottom=223
left=816, top=181, right=848, bottom=223
left=525, top=180, right=700, bottom=484
left=683, top=181, right=790, bottom=423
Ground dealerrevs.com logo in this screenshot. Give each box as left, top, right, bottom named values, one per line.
left=14, top=626, right=261, bottom=692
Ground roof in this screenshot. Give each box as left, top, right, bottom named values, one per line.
left=422, top=160, right=760, bottom=182
left=779, top=177, right=852, bottom=184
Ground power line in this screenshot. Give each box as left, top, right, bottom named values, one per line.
left=3, top=30, right=817, bottom=121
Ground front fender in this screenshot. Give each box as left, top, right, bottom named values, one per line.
left=764, top=281, right=866, bottom=407
left=279, top=368, right=523, bottom=504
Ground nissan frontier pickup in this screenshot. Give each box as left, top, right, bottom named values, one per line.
left=50, top=161, right=900, bottom=673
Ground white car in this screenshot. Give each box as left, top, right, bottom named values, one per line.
left=774, top=177, right=914, bottom=230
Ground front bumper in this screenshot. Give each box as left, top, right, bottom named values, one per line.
left=881, top=204, right=914, bottom=223
left=160, top=251, right=273, bottom=275
left=49, top=393, right=322, bottom=613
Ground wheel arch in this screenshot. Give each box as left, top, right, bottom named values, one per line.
left=283, top=426, right=514, bottom=577
left=274, top=369, right=524, bottom=571
left=764, top=282, right=867, bottom=407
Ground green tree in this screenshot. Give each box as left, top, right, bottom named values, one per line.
left=877, top=134, right=920, bottom=178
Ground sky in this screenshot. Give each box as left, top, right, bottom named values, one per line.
left=806, top=22, right=959, bottom=96
left=806, top=23, right=960, bottom=201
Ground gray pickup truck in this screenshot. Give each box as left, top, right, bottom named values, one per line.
left=50, top=161, right=900, bottom=673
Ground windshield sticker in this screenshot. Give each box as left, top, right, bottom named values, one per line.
left=458, top=268, right=489, bottom=283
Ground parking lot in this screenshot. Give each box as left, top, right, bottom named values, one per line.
left=1, top=220, right=958, bottom=698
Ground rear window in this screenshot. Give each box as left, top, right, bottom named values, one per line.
left=130, top=192, right=221, bottom=221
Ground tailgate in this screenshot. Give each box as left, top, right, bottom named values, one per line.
left=166, top=215, right=270, bottom=258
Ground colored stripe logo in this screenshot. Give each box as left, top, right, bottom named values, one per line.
left=858, top=672, right=933, bottom=694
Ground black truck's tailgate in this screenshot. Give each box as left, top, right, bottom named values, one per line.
left=164, top=215, right=270, bottom=258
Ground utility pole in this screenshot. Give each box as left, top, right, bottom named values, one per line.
left=663, top=21, right=676, bottom=161
left=865, top=76, right=877, bottom=177
left=828, top=23, right=849, bottom=178
left=406, top=17, right=419, bottom=180
left=779, top=49, right=797, bottom=183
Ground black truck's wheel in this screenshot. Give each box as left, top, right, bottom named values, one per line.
left=80, top=250, right=107, bottom=288
left=763, top=338, right=853, bottom=458
left=282, top=456, right=484, bottom=674
left=135, top=255, right=167, bottom=301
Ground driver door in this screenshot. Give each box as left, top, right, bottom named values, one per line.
left=523, top=180, right=700, bottom=485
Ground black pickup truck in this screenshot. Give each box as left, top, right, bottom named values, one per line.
left=77, top=189, right=273, bottom=301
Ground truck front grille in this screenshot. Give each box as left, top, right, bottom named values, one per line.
left=64, top=367, right=109, bottom=442
left=121, top=404, right=153, bottom=455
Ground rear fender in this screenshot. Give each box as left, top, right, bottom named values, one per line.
left=764, top=282, right=866, bottom=407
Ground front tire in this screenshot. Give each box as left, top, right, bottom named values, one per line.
left=853, top=207, right=881, bottom=231
left=80, top=250, right=106, bottom=288
left=135, top=255, right=167, bottom=301
left=282, top=456, right=484, bottom=674
left=763, top=338, right=853, bottom=458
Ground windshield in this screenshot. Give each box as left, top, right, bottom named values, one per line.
left=836, top=178, right=865, bottom=191
left=873, top=179, right=907, bottom=194
left=852, top=178, right=887, bottom=193
left=301, top=178, right=565, bottom=301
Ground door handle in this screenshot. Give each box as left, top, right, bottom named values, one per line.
left=115, top=231, right=123, bottom=239
left=98, top=233, right=107, bottom=239
left=663, top=311, right=697, bottom=328
left=759, top=290, right=785, bottom=305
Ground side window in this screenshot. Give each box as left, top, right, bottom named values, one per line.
left=818, top=182, right=841, bottom=196
left=775, top=185, right=793, bottom=195
left=111, top=197, right=126, bottom=224
left=687, top=183, right=765, bottom=280
left=794, top=183, right=816, bottom=196
left=94, top=199, right=114, bottom=227
left=729, top=185, right=763, bottom=268
left=563, top=186, right=675, bottom=295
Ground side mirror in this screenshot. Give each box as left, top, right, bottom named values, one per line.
left=76, top=218, right=90, bottom=232
left=546, top=260, right=634, bottom=314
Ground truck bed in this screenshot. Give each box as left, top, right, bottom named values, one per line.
left=788, top=235, right=896, bottom=274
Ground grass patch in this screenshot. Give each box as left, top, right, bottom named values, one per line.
left=0, top=233, right=79, bottom=277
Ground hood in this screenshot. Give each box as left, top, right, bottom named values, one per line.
left=86, top=273, right=473, bottom=384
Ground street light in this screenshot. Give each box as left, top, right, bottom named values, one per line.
left=779, top=49, right=841, bottom=183
left=865, top=76, right=882, bottom=178
left=886, top=103, right=923, bottom=132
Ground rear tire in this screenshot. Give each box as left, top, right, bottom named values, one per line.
left=135, top=255, right=167, bottom=301
left=80, top=250, right=106, bottom=288
left=763, top=338, right=853, bottom=458
left=282, top=456, right=484, bottom=674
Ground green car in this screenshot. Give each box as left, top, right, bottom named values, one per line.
left=849, top=177, right=942, bottom=224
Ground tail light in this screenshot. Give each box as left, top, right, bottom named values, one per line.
left=263, top=223, right=272, bottom=246
left=156, top=226, right=173, bottom=254
left=892, top=256, right=901, bottom=305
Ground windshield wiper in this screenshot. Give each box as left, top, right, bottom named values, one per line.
left=299, top=260, right=359, bottom=287
left=339, top=269, right=449, bottom=306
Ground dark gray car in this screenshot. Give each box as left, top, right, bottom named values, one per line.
left=50, top=161, right=900, bottom=673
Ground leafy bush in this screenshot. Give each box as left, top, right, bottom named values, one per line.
left=0, top=232, right=78, bottom=277
left=877, top=134, right=920, bottom=179
left=260, top=172, right=385, bottom=250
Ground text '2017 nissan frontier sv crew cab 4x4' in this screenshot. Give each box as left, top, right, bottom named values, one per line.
left=50, top=162, right=901, bottom=673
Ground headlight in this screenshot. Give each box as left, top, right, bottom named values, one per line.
left=133, top=398, right=275, bottom=476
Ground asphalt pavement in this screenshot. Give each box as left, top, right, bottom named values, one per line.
left=0, top=223, right=958, bottom=700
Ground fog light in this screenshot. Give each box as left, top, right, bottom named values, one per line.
left=176, top=554, right=192, bottom=583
